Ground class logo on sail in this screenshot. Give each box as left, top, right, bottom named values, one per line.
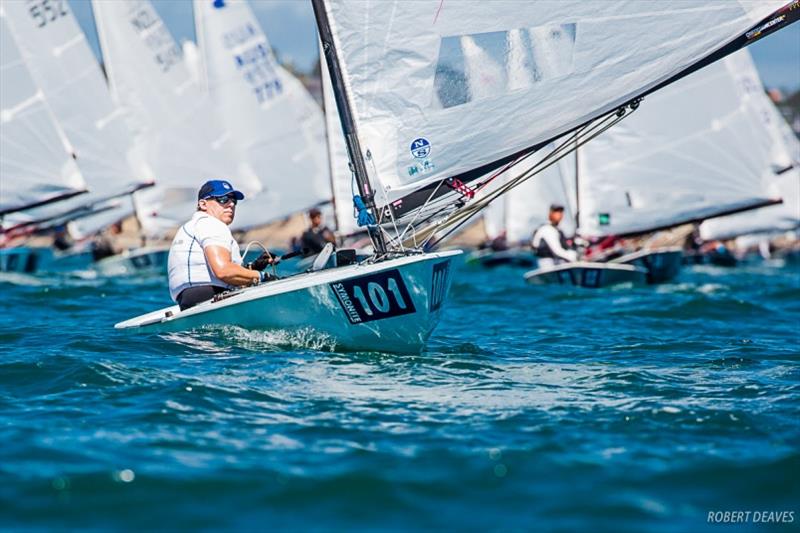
left=410, top=138, right=431, bottom=159
left=407, top=138, right=436, bottom=177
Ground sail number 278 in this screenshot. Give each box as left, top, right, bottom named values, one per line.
left=330, top=269, right=416, bottom=324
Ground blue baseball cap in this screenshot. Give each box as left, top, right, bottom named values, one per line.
left=198, top=180, right=245, bottom=201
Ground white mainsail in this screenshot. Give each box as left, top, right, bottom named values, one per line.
left=0, top=14, right=85, bottom=216
left=577, top=49, right=782, bottom=238
left=193, top=0, right=331, bottom=230
left=317, top=0, right=788, bottom=228
left=91, top=0, right=260, bottom=234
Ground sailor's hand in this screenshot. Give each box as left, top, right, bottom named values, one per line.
left=247, top=251, right=276, bottom=271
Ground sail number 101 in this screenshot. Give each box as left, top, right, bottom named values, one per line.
left=331, top=269, right=416, bottom=324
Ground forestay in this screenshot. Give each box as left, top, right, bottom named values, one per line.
left=576, top=49, right=783, bottom=238
left=318, top=0, right=791, bottom=240
left=0, top=14, right=85, bottom=216
left=91, top=0, right=260, bottom=234
left=193, top=0, right=332, bottom=229
left=3, top=0, right=151, bottom=228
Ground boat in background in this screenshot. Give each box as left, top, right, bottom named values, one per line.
left=1, top=3, right=157, bottom=275
left=609, top=247, right=684, bottom=284
left=525, top=261, right=646, bottom=288
left=0, top=246, right=94, bottom=275
left=466, top=248, right=537, bottom=269
left=560, top=49, right=790, bottom=283
left=93, top=245, right=170, bottom=277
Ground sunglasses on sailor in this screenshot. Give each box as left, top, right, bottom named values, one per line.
left=208, top=195, right=237, bottom=206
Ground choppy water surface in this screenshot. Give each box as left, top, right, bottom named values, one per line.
left=1, top=260, right=798, bottom=531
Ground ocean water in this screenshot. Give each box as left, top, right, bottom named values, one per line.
left=1, top=260, right=798, bottom=531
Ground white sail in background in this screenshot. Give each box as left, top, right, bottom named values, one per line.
left=0, top=15, right=85, bottom=216
left=2, top=0, right=151, bottom=234
left=318, top=0, right=785, bottom=212
left=479, top=147, right=575, bottom=243
left=3, top=0, right=149, bottom=199
left=193, top=0, right=331, bottom=229
left=577, top=49, right=781, bottom=238
left=698, top=52, right=800, bottom=240
left=698, top=168, right=799, bottom=240
left=320, top=41, right=358, bottom=235
left=91, top=0, right=260, bottom=234
left=508, top=159, right=576, bottom=243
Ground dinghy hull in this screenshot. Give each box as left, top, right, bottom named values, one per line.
left=115, top=250, right=461, bottom=352
left=610, top=247, right=683, bottom=284
left=93, top=246, right=169, bottom=277
left=0, top=247, right=93, bottom=274
left=466, top=249, right=537, bottom=268
left=524, top=261, right=646, bottom=288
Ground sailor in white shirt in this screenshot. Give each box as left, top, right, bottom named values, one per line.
left=531, top=204, right=578, bottom=269
left=168, top=180, right=274, bottom=310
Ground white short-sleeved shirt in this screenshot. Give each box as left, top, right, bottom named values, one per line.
left=168, top=212, right=242, bottom=301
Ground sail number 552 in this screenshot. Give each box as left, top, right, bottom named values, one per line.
left=28, top=0, right=69, bottom=28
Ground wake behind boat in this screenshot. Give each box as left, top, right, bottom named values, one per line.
left=524, top=261, right=646, bottom=288
left=116, top=250, right=460, bottom=352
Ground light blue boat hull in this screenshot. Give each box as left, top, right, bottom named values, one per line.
left=116, top=250, right=461, bottom=352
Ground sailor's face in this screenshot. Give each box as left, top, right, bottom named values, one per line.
left=549, top=210, right=563, bottom=225
left=200, top=195, right=237, bottom=225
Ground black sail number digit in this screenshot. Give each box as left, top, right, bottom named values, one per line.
left=28, top=1, right=46, bottom=27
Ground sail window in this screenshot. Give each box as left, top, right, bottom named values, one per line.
left=433, top=23, right=576, bottom=109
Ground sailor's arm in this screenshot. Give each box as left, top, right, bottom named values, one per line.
left=541, top=227, right=577, bottom=262
left=204, top=245, right=261, bottom=286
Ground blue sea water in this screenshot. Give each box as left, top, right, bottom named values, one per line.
left=1, top=260, right=798, bottom=531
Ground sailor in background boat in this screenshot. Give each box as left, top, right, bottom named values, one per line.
left=299, top=207, right=336, bottom=255
left=167, top=180, right=275, bottom=310
left=91, top=221, right=123, bottom=262
left=53, top=225, right=75, bottom=252
left=531, top=204, right=578, bottom=269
